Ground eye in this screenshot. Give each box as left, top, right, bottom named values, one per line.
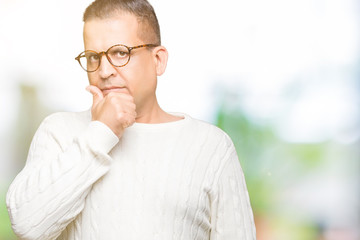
left=86, top=53, right=99, bottom=62
left=108, top=45, right=130, bottom=60
left=113, top=50, right=128, bottom=58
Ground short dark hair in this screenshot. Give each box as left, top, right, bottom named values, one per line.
left=83, top=0, right=161, bottom=45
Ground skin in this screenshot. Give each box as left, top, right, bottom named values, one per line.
left=84, top=12, right=182, bottom=138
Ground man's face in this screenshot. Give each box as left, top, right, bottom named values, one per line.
left=83, top=13, right=158, bottom=111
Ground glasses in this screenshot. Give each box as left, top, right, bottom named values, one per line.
left=75, top=44, right=158, bottom=72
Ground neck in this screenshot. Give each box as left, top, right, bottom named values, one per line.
left=135, top=97, right=183, bottom=124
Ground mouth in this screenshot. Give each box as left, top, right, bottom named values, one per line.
left=101, top=86, right=129, bottom=95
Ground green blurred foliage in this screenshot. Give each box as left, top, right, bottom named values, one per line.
left=0, top=83, right=51, bottom=240
left=215, top=103, right=333, bottom=239
left=0, top=189, right=16, bottom=240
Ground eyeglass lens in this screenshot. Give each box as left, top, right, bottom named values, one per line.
left=78, top=45, right=130, bottom=72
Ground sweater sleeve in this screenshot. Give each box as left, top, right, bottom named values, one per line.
left=6, top=116, right=119, bottom=240
left=210, top=146, right=256, bottom=240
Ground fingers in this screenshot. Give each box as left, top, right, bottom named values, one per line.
left=122, top=113, right=136, bottom=128
left=86, top=85, right=136, bottom=137
left=86, top=85, right=104, bottom=106
left=106, top=91, right=133, bottom=101
left=106, top=92, right=136, bottom=112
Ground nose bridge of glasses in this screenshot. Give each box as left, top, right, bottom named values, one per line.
left=97, top=51, right=117, bottom=73
left=98, top=51, right=112, bottom=65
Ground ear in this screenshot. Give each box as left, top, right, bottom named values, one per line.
left=152, top=46, right=168, bottom=76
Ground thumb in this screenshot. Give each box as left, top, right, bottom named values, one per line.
left=86, top=85, right=104, bottom=105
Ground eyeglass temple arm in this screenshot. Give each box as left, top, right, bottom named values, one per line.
left=129, top=44, right=158, bottom=51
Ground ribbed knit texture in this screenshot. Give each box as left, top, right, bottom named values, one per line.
left=6, top=110, right=256, bottom=240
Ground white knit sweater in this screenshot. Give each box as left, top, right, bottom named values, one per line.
left=6, top=110, right=256, bottom=240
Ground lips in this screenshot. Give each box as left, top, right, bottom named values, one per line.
left=101, top=86, right=129, bottom=95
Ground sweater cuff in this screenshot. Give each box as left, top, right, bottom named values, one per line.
left=84, top=121, right=119, bottom=153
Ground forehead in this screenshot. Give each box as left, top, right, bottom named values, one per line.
left=83, top=13, right=141, bottom=51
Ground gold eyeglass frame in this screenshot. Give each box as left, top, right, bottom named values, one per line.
left=75, top=44, right=158, bottom=72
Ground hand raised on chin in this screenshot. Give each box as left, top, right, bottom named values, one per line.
left=86, top=85, right=136, bottom=138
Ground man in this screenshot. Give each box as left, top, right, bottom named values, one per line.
left=6, top=0, right=256, bottom=239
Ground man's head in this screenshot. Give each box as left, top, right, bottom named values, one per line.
left=83, top=0, right=161, bottom=45
left=80, top=0, right=168, bottom=118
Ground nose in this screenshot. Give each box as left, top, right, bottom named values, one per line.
left=98, top=53, right=117, bottom=79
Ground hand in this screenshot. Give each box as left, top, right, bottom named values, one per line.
left=86, top=85, right=136, bottom=138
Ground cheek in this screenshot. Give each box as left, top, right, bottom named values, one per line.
left=122, top=54, right=157, bottom=98
left=124, top=69, right=146, bottom=92
left=87, top=73, right=99, bottom=85
left=126, top=58, right=155, bottom=88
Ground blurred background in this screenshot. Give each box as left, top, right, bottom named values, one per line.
left=0, top=0, right=359, bottom=239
